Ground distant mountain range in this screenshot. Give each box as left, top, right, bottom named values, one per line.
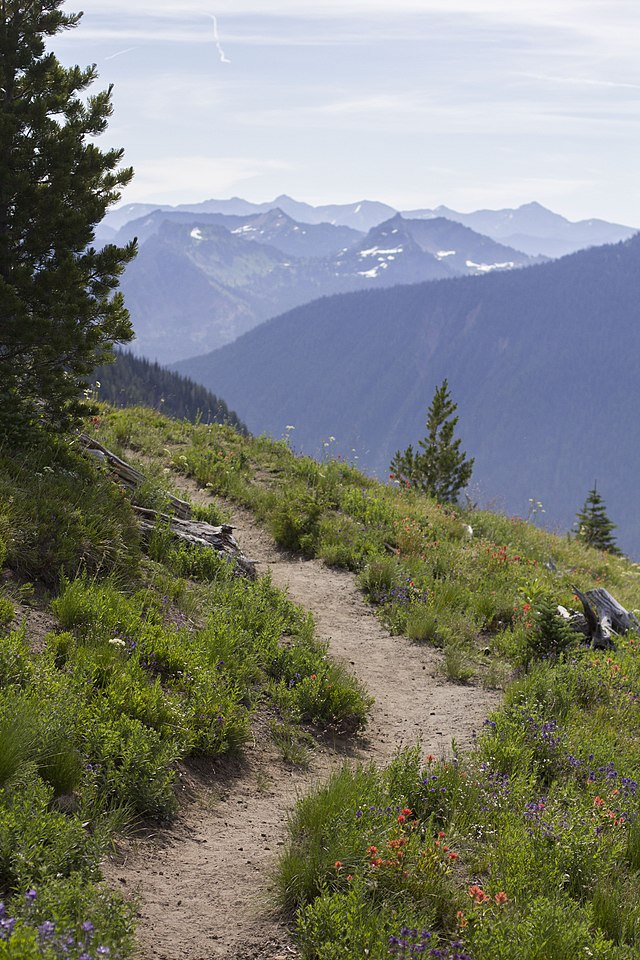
left=100, top=195, right=636, bottom=258
left=113, top=207, right=542, bottom=363
left=170, top=233, right=640, bottom=557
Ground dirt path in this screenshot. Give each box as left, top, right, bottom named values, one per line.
left=105, top=488, right=499, bottom=960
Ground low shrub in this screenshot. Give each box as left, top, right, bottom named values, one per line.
left=0, top=438, right=141, bottom=587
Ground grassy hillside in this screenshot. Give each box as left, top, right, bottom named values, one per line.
left=2, top=405, right=640, bottom=958
left=173, top=233, right=640, bottom=557
left=0, top=412, right=368, bottom=957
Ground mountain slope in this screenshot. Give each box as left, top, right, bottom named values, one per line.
left=405, top=201, right=636, bottom=257
left=103, top=196, right=636, bottom=257
left=94, top=350, right=247, bottom=430
left=172, top=234, right=640, bottom=556
left=113, top=208, right=363, bottom=259
left=120, top=214, right=538, bottom=363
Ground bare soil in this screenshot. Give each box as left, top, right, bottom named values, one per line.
left=104, top=490, right=500, bottom=960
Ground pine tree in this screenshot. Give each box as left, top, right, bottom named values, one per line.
left=0, top=2, right=136, bottom=437
left=575, top=484, right=620, bottom=554
left=390, top=379, right=474, bottom=502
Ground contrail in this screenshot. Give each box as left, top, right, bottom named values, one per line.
left=209, top=15, right=231, bottom=64
left=104, top=47, right=136, bottom=61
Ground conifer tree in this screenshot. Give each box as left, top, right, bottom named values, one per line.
left=390, top=379, right=474, bottom=502
left=575, top=484, right=620, bottom=554
left=0, top=2, right=136, bottom=437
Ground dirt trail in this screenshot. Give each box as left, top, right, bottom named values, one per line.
left=105, top=488, right=499, bottom=960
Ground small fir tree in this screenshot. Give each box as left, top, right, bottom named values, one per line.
left=0, top=2, right=137, bottom=437
left=390, top=379, right=474, bottom=502
left=575, top=484, right=620, bottom=554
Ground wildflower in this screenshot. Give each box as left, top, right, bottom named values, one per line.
left=438, top=831, right=446, bottom=839
left=109, top=638, right=126, bottom=647
left=397, top=814, right=406, bottom=824
left=402, top=807, right=413, bottom=816
left=426, top=754, right=435, bottom=763
left=449, top=851, right=459, bottom=861
left=456, top=911, right=468, bottom=928
left=494, top=891, right=508, bottom=905
left=593, top=796, right=605, bottom=808
left=334, top=860, right=343, bottom=870
left=468, top=884, right=490, bottom=904
left=346, top=875, right=353, bottom=882
left=367, top=846, right=378, bottom=855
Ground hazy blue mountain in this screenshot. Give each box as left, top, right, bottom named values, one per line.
left=175, top=195, right=398, bottom=231
left=120, top=213, right=540, bottom=362
left=102, top=194, right=395, bottom=234
left=403, top=201, right=636, bottom=257
left=113, top=207, right=362, bottom=259
left=119, top=220, right=321, bottom=362
left=389, top=215, right=541, bottom=274
left=218, top=208, right=362, bottom=258
left=171, top=233, right=640, bottom=556
left=103, top=196, right=636, bottom=259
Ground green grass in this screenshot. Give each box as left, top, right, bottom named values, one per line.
left=5, top=406, right=640, bottom=959
left=0, top=420, right=371, bottom=956
left=77, top=405, right=640, bottom=959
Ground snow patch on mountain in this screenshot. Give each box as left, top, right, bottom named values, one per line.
left=466, top=259, right=515, bottom=273
left=359, top=246, right=404, bottom=258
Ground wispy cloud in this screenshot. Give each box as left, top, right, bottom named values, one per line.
left=120, top=155, right=292, bottom=204
left=523, top=73, right=640, bottom=92
left=103, top=46, right=137, bottom=61
left=209, top=15, right=231, bottom=63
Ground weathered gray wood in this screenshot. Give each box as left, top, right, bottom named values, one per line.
left=134, top=507, right=256, bottom=579
left=571, top=585, right=638, bottom=649
left=78, top=433, right=256, bottom=578
left=78, top=433, right=192, bottom=519
left=585, top=587, right=640, bottom=634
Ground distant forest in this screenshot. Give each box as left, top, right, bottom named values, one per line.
left=93, top=350, right=248, bottom=433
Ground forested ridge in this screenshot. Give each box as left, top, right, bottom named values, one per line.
left=94, top=350, right=247, bottom=432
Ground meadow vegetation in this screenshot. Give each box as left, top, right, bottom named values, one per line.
left=2, top=404, right=640, bottom=958
left=0, top=415, right=369, bottom=956
left=93, top=406, right=640, bottom=959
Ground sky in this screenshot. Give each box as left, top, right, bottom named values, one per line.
left=54, top=0, right=640, bottom=225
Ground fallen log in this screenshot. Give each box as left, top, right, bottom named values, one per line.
left=134, top=507, right=256, bottom=579
left=77, top=433, right=256, bottom=578
left=571, top=585, right=639, bottom=649
left=78, top=433, right=192, bottom=520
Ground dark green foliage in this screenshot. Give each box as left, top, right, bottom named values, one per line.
left=0, top=435, right=141, bottom=586
left=521, top=598, right=578, bottom=668
left=390, top=379, right=474, bottom=502
left=93, top=350, right=248, bottom=432
left=0, top=2, right=136, bottom=438
left=575, top=485, right=620, bottom=554
left=270, top=491, right=325, bottom=556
